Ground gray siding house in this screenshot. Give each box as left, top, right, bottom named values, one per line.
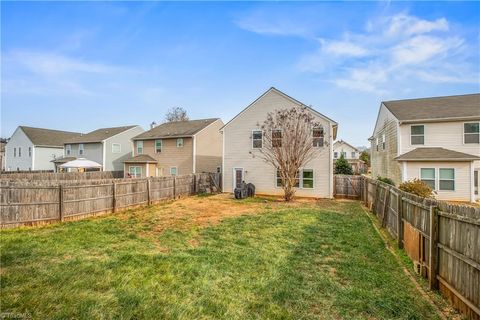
left=5, top=126, right=81, bottom=171
left=57, top=125, right=144, bottom=171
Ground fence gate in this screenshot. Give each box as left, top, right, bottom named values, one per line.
left=333, top=175, right=362, bottom=199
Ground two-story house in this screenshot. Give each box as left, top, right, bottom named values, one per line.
left=124, top=118, right=223, bottom=178
left=5, top=126, right=81, bottom=171
left=221, top=87, right=337, bottom=198
left=333, top=140, right=367, bottom=174
left=370, top=94, right=480, bottom=202
left=55, top=125, right=144, bottom=172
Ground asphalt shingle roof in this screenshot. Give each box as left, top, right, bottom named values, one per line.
left=395, top=147, right=480, bottom=161
left=133, top=118, right=218, bottom=140
left=383, top=94, right=480, bottom=122
left=20, top=126, right=82, bottom=147
left=123, top=154, right=158, bottom=163
left=65, top=126, right=137, bottom=144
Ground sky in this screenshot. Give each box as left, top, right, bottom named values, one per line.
left=1, top=1, right=479, bottom=146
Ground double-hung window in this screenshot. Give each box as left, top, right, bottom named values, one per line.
left=29, top=147, right=32, bottom=157
left=112, top=143, right=121, bottom=153
left=136, top=141, right=143, bottom=155
left=439, top=169, right=455, bottom=191
left=276, top=169, right=313, bottom=188
left=313, top=127, right=324, bottom=147
left=18, top=147, right=21, bottom=157
left=382, top=134, right=386, bottom=150
left=155, top=140, right=162, bottom=153
left=411, top=125, right=425, bottom=145
left=129, top=166, right=142, bottom=178
left=78, top=144, right=84, bottom=156
left=464, top=122, right=479, bottom=144
left=341, top=152, right=347, bottom=158
left=176, top=138, right=184, bottom=148
left=334, top=152, right=338, bottom=159
left=420, top=168, right=435, bottom=190
left=272, top=130, right=282, bottom=147
left=170, top=167, right=178, bottom=176
left=66, top=144, right=71, bottom=156
left=13, top=148, right=16, bottom=157
left=252, top=130, right=262, bottom=149
left=376, top=138, right=379, bottom=151
left=351, top=152, right=356, bottom=158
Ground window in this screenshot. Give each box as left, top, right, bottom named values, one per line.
left=276, top=170, right=299, bottom=187
left=13, top=148, right=16, bottom=157
left=170, top=167, right=177, bottom=175
left=341, top=152, right=347, bottom=158
left=66, top=144, right=71, bottom=156
left=155, top=140, right=162, bottom=153
left=18, top=147, right=21, bottom=157
left=136, top=141, right=143, bottom=154
left=112, top=143, right=121, bottom=153
left=252, top=130, right=262, bottom=149
left=464, top=122, right=479, bottom=144
left=313, top=127, right=324, bottom=147
left=421, top=168, right=435, bottom=190
left=411, top=125, right=425, bottom=145
left=216, top=166, right=221, bottom=173
left=334, top=152, right=338, bottom=159
left=302, top=170, right=314, bottom=188
left=382, top=134, right=386, bottom=150
left=176, top=138, right=184, bottom=148
left=439, top=169, right=455, bottom=191
left=78, top=144, right=84, bottom=156
left=29, top=147, right=32, bottom=157
left=351, top=152, right=356, bottom=158
left=376, top=138, right=379, bottom=151
left=128, top=166, right=142, bottom=178
left=272, top=130, right=282, bottom=147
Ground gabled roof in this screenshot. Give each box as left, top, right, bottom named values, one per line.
left=395, top=147, right=480, bottom=162
left=220, top=87, right=338, bottom=138
left=65, top=125, right=138, bottom=144
left=333, top=140, right=360, bottom=152
left=133, top=118, right=219, bottom=140
left=123, top=154, right=158, bottom=163
left=383, top=93, right=480, bottom=123
left=19, top=126, right=82, bottom=147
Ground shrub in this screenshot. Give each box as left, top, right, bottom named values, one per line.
left=334, top=155, right=354, bottom=175
left=399, top=179, right=434, bottom=198
left=377, top=176, right=395, bottom=186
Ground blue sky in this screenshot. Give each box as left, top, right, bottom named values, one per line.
left=1, top=1, right=479, bottom=146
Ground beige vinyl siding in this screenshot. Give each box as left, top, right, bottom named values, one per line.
left=194, top=119, right=223, bottom=173
left=223, top=89, right=333, bottom=198
left=370, top=104, right=402, bottom=184
left=404, top=161, right=472, bottom=201
left=333, top=142, right=359, bottom=159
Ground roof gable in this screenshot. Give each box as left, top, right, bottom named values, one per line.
left=133, top=118, right=219, bottom=140
left=333, top=140, right=360, bottom=152
left=65, top=125, right=138, bottom=144
left=19, top=126, right=82, bottom=147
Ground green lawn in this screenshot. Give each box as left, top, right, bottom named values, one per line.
left=0, top=195, right=439, bottom=319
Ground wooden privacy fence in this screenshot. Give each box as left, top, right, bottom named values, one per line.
left=1, top=173, right=221, bottom=228
left=333, top=175, right=480, bottom=319
left=0, top=170, right=123, bottom=181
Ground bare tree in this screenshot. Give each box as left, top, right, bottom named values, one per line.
left=254, top=106, right=328, bottom=201
left=165, top=107, right=189, bottom=122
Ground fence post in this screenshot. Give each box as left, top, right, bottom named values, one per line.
left=382, top=186, right=390, bottom=227
left=193, top=174, right=197, bottom=195
left=173, top=176, right=176, bottom=199
left=112, top=181, right=116, bottom=213
left=147, top=178, right=151, bottom=205
left=58, top=185, right=64, bottom=222
left=428, top=205, right=439, bottom=290
left=397, top=193, right=404, bottom=249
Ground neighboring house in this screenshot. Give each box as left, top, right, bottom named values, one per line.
left=58, top=125, right=144, bottom=172
left=333, top=140, right=367, bottom=174
left=124, top=118, right=223, bottom=178
left=0, top=138, right=7, bottom=171
left=370, top=93, right=480, bottom=202
left=221, top=87, right=338, bottom=198
left=5, top=126, right=81, bottom=171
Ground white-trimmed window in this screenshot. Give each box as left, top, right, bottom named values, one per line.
left=78, top=144, right=84, bottom=156
left=341, top=152, right=347, bottom=158
left=276, top=169, right=313, bottom=188
left=334, top=152, right=338, bottom=159
left=420, top=168, right=435, bottom=190
left=136, top=141, right=143, bottom=155
left=351, top=152, right=356, bottom=158
left=313, top=127, right=324, bottom=147
left=176, top=138, right=184, bottom=148
left=18, top=147, right=21, bottom=157
left=252, top=130, right=263, bottom=149
left=13, top=148, right=16, bottom=157
left=272, top=129, right=282, bottom=148
left=66, top=144, right=72, bottom=156
left=464, top=122, right=479, bottom=144
left=112, top=143, right=121, bottom=154
left=129, top=166, right=142, bottom=178
left=439, top=168, right=455, bottom=191
left=29, top=147, right=32, bottom=157
left=155, top=140, right=162, bottom=153
left=170, top=166, right=178, bottom=176
left=411, top=125, right=425, bottom=145
left=376, top=138, right=379, bottom=151
left=382, top=134, right=386, bottom=150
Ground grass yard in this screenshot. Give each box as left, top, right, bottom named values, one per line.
left=0, top=194, right=441, bottom=319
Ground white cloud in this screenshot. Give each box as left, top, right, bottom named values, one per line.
left=321, top=39, right=369, bottom=57
left=384, top=14, right=449, bottom=37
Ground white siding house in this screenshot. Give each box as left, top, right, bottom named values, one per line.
left=221, top=87, right=338, bottom=198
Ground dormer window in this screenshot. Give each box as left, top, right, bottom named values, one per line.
left=464, top=122, right=479, bottom=144
left=411, top=125, right=425, bottom=145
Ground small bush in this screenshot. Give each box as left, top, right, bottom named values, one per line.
left=334, top=155, right=354, bottom=175
left=377, top=176, right=395, bottom=186
left=399, top=179, right=434, bottom=198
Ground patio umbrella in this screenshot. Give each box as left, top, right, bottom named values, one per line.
left=59, top=158, right=102, bottom=169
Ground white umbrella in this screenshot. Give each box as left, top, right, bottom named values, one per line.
left=59, top=158, right=102, bottom=169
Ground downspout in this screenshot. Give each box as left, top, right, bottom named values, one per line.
left=192, top=135, right=196, bottom=173
left=31, top=146, right=35, bottom=170
left=102, top=141, right=106, bottom=171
